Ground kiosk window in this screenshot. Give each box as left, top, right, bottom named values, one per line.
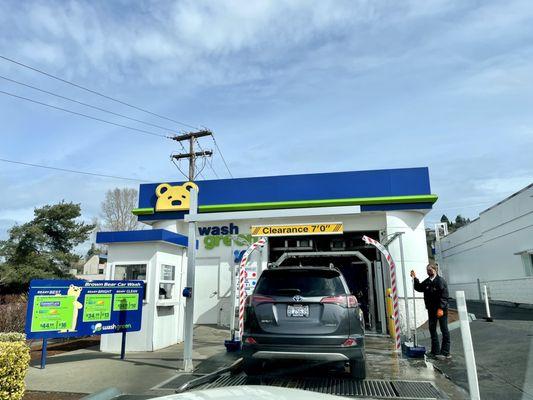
left=114, top=264, right=146, bottom=280
left=159, top=264, right=176, bottom=300
left=114, top=264, right=147, bottom=300
left=161, top=264, right=175, bottom=281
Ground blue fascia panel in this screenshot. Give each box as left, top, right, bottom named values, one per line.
left=138, top=167, right=432, bottom=210
left=138, top=210, right=187, bottom=222
left=96, top=229, right=188, bottom=247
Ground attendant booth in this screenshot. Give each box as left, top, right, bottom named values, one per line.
left=97, top=167, right=438, bottom=352
left=96, top=230, right=188, bottom=352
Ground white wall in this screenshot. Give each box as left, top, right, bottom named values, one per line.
left=153, top=243, right=187, bottom=348
left=384, top=211, right=429, bottom=331
left=83, top=255, right=100, bottom=274
left=437, top=185, right=533, bottom=304
left=101, top=242, right=156, bottom=353
left=100, top=241, right=186, bottom=353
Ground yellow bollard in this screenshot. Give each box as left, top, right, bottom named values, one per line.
left=386, top=288, right=396, bottom=339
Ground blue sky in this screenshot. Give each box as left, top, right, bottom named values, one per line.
left=0, top=0, right=532, bottom=247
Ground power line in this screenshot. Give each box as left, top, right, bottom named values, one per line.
left=0, top=54, right=199, bottom=130
left=0, top=74, right=178, bottom=133
left=196, top=138, right=219, bottom=179
left=0, top=54, right=235, bottom=178
left=211, top=134, right=233, bottom=178
left=0, top=89, right=167, bottom=138
left=0, top=158, right=150, bottom=182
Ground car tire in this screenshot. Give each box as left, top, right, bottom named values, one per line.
left=243, top=358, right=263, bottom=376
left=350, top=359, right=366, bottom=380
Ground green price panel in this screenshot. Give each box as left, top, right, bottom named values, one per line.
left=31, top=295, right=74, bottom=332
left=83, top=294, right=112, bottom=322
left=113, top=293, right=139, bottom=311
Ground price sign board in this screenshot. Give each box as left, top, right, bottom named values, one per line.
left=113, top=293, right=139, bottom=311
left=83, top=294, right=113, bottom=322
left=25, top=280, right=144, bottom=340
left=31, top=296, right=74, bottom=332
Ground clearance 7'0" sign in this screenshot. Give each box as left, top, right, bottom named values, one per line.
left=251, top=222, right=343, bottom=236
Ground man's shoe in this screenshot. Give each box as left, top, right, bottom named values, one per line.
left=436, top=354, right=452, bottom=360
left=425, top=352, right=438, bottom=359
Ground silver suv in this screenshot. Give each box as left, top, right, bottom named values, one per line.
left=242, top=266, right=366, bottom=379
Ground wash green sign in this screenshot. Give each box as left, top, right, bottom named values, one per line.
left=196, top=223, right=255, bottom=250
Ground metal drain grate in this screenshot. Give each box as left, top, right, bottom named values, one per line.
left=393, top=380, right=444, bottom=399
left=189, top=375, right=445, bottom=399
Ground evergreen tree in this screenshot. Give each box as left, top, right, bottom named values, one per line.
left=0, top=202, right=94, bottom=293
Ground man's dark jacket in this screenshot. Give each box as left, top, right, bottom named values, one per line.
left=413, top=275, right=449, bottom=310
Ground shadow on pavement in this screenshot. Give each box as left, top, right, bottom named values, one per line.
left=449, top=299, right=533, bottom=321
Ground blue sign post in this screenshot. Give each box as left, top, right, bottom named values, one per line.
left=25, top=279, right=144, bottom=368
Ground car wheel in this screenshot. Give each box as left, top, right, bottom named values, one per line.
left=243, top=358, right=263, bottom=376
left=350, top=359, right=366, bottom=380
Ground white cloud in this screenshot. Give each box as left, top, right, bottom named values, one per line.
left=0, top=0, right=441, bottom=86
left=473, top=176, right=532, bottom=197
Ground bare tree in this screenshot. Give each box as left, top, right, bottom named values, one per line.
left=101, top=188, right=140, bottom=231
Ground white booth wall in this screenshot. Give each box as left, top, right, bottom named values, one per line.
left=100, top=241, right=187, bottom=353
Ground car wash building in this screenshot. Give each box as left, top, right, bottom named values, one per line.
left=96, top=167, right=437, bottom=352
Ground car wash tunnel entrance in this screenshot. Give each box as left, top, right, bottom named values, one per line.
left=267, top=231, right=389, bottom=334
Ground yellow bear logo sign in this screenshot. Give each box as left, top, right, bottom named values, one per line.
left=155, top=181, right=199, bottom=212
left=57, top=284, right=83, bottom=333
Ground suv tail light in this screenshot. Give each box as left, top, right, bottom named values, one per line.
left=246, top=295, right=273, bottom=306
left=342, top=338, right=358, bottom=347
left=321, top=295, right=358, bottom=308
left=347, top=295, right=358, bottom=308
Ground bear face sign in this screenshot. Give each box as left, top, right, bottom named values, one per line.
left=155, top=181, right=199, bottom=212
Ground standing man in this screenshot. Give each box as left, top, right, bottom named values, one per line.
left=410, top=264, right=451, bottom=360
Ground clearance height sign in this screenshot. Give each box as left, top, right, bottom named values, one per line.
left=251, top=222, right=343, bottom=237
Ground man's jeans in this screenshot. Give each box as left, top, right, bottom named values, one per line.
left=428, top=308, right=450, bottom=355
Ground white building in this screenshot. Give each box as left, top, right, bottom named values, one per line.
left=436, top=183, right=533, bottom=304
left=97, top=167, right=437, bottom=352
left=77, top=254, right=107, bottom=280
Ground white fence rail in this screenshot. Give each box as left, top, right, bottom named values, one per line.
left=449, top=277, right=533, bottom=305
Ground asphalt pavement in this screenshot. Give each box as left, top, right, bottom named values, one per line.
left=26, top=325, right=468, bottom=399
left=420, top=300, right=533, bottom=400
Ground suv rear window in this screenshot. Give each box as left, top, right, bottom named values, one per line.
left=255, top=269, right=346, bottom=297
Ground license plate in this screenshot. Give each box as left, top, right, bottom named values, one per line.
left=287, top=304, right=309, bottom=317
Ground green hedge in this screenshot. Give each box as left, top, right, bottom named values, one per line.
left=0, top=333, right=30, bottom=400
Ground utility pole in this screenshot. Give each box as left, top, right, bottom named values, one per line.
left=170, top=129, right=213, bottom=180
left=171, top=129, right=213, bottom=372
